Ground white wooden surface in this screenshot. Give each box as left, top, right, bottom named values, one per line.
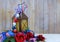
left=43, top=34, right=60, bottom=42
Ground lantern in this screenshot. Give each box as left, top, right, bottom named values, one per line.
left=12, top=12, right=28, bottom=32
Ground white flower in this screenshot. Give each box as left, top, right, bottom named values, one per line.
left=15, top=13, right=19, bottom=18
left=13, top=22, right=16, bottom=26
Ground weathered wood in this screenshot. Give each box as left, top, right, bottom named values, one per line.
left=0, top=0, right=60, bottom=33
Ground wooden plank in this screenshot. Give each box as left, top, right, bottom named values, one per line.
left=43, top=0, right=49, bottom=34
left=56, top=0, right=60, bottom=33
left=47, top=0, right=56, bottom=33
left=34, top=0, right=44, bottom=34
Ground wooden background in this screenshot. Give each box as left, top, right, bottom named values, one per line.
left=0, top=0, right=60, bottom=34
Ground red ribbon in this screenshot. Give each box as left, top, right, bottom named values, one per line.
left=13, top=17, right=18, bottom=22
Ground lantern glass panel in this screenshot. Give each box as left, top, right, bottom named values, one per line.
left=21, top=19, right=28, bottom=31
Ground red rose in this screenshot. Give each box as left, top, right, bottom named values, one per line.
left=37, top=35, right=45, bottom=41
left=15, top=32, right=26, bottom=42
left=26, top=32, right=34, bottom=40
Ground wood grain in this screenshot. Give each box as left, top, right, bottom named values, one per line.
left=0, top=0, right=60, bottom=34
